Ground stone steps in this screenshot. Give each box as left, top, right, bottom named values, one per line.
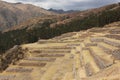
left=1, top=69, right=33, bottom=80
left=105, top=34, right=120, bottom=40
left=82, top=49, right=100, bottom=76
left=0, top=74, right=16, bottom=80
left=112, top=49, right=120, bottom=60
left=5, top=66, right=33, bottom=73
left=36, top=50, right=71, bottom=53
left=90, top=37, right=120, bottom=47
left=18, top=62, right=46, bottom=67
left=33, top=53, right=65, bottom=57
left=24, top=57, right=56, bottom=62
left=90, top=46, right=113, bottom=69
left=0, top=45, right=71, bottom=80
left=103, top=37, right=120, bottom=47
left=30, top=46, right=71, bottom=49
left=97, top=42, right=118, bottom=54
left=86, top=63, right=120, bottom=80
left=36, top=48, right=71, bottom=51
left=109, top=28, right=120, bottom=34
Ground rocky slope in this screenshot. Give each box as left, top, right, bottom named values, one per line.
left=0, top=21, right=120, bottom=80
left=6, top=2, right=120, bottom=31
left=0, top=45, right=27, bottom=72
left=0, top=1, right=56, bottom=31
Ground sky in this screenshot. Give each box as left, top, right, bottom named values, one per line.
left=2, top=0, right=120, bottom=10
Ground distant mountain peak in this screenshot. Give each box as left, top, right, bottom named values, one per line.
left=14, top=2, right=22, bottom=4
left=48, top=8, right=78, bottom=14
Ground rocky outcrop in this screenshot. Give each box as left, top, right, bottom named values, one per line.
left=0, top=45, right=27, bottom=72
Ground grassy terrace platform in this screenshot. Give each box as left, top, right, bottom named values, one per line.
left=0, top=26, right=120, bottom=80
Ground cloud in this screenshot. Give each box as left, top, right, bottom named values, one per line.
left=2, top=0, right=120, bottom=10
left=2, top=0, right=17, bottom=3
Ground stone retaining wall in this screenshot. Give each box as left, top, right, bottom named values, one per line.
left=0, top=45, right=27, bottom=72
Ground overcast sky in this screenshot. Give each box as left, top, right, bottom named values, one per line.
left=2, top=0, right=120, bottom=10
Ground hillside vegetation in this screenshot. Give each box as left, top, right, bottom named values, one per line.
left=0, top=3, right=120, bottom=54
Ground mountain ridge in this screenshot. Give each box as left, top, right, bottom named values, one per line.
left=0, top=0, right=57, bottom=31
left=48, top=8, right=78, bottom=14
left=5, top=2, right=120, bottom=32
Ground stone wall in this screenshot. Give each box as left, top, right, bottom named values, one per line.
left=0, top=45, right=27, bottom=72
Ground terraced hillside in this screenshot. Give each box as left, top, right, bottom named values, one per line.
left=0, top=22, right=120, bottom=80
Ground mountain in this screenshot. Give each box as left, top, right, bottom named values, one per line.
left=7, top=2, right=120, bottom=31
left=0, top=2, right=120, bottom=54
left=48, top=8, right=78, bottom=14
left=0, top=1, right=56, bottom=31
